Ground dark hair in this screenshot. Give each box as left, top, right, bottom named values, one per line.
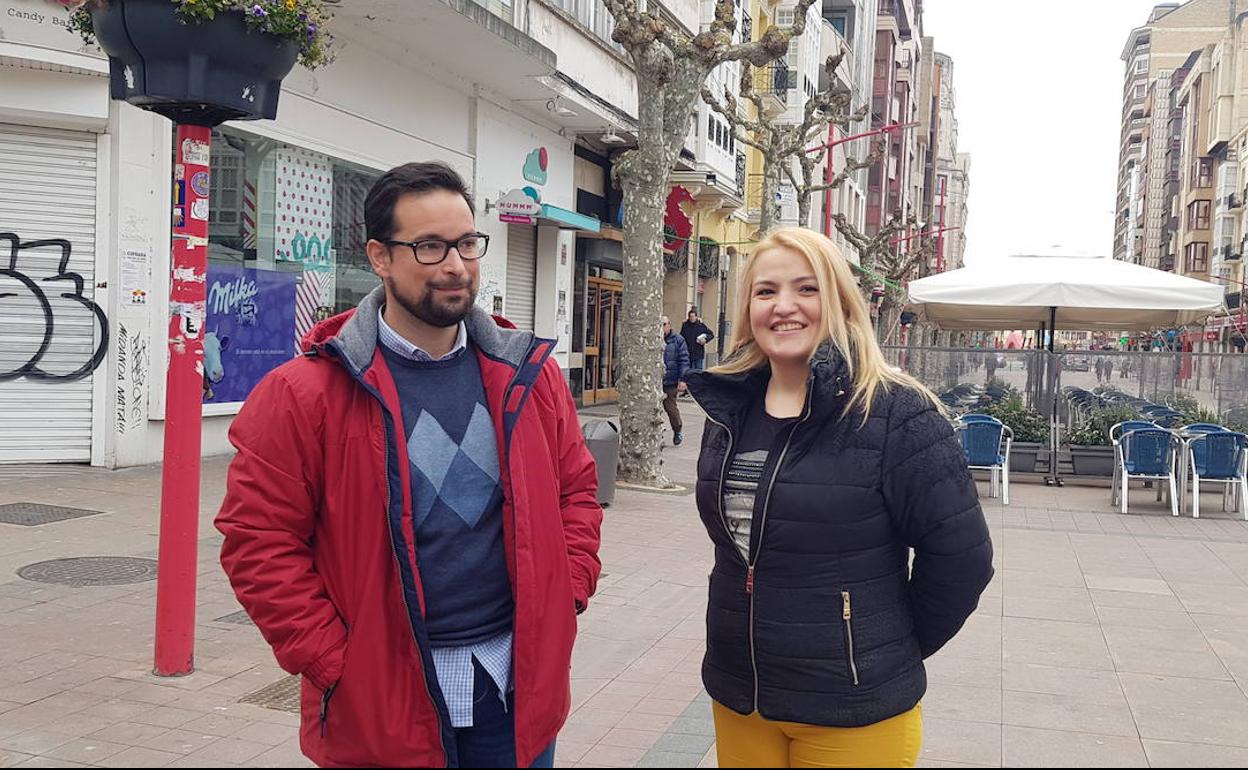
left=364, top=162, right=475, bottom=242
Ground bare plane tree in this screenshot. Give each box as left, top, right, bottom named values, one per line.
left=603, top=0, right=817, bottom=487
left=832, top=210, right=933, bottom=340
left=702, top=52, right=879, bottom=233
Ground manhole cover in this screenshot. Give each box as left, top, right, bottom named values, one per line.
left=240, top=675, right=301, bottom=713
left=0, top=503, right=104, bottom=527
left=213, top=610, right=255, bottom=626
left=18, top=557, right=158, bottom=587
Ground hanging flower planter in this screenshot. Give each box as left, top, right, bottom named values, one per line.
left=66, top=0, right=331, bottom=126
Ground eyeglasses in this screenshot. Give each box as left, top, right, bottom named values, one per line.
left=383, top=233, right=490, bottom=265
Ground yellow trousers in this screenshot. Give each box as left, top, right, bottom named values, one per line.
left=711, top=701, right=923, bottom=768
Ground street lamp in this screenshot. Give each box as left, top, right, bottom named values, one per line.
left=889, top=225, right=960, bottom=246
left=812, top=122, right=919, bottom=238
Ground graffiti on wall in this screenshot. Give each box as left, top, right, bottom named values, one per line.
left=0, top=232, right=108, bottom=382
left=115, top=322, right=148, bottom=435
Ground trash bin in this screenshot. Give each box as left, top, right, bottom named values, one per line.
left=582, top=419, right=619, bottom=506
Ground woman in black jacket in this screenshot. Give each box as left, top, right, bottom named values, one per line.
left=685, top=227, right=993, bottom=768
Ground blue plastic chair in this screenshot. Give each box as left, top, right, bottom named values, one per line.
left=1187, top=431, right=1248, bottom=520
left=959, top=413, right=997, bottom=423
left=957, top=419, right=1012, bottom=505
left=1110, top=420, right=1159, bottom=444
left=1118, top=428, right=1179, bottom=516
left=1181, top=423, right=1228, bottom=434
left=1109, top=420, right=1160, bottom=506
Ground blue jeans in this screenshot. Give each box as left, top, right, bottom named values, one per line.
left=454, top=660, right=555, bottom=768
left=690, top=354, right=705, bottom=371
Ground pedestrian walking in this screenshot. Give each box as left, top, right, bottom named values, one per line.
left=663, top=315, right=691, bottom=446
left=680, top=307, right=716, bottom=372
left=685, top=227, right=994, bottom=768
left=216, top=162, right=603, bottom=768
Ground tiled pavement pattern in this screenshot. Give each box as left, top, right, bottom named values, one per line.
left=4, top=402, right=1248, bottom=766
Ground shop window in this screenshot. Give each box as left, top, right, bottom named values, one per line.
left=193, top=127, right=380, bottom=404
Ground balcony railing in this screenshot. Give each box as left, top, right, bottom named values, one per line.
left=744, top=173, right=782, bottom=223
left=753, top=63, right=795, bottom=104
left=697, top=240, right=721, bottom=279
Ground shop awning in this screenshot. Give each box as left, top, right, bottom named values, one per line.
left=538, top=204, right=601, bottom=233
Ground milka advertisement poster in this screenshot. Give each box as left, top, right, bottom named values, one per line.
left=203, top=265, right=297, bottom=403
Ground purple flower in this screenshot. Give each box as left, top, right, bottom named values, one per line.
left=306, top=22, right=317, bottom=36
left=250, top=5, right=267, bottom=17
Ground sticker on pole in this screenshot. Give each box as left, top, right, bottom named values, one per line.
left=191, top=199, right=209, bottom=221
left=190, top=172, right=210, bottom=197
left=181, top=138, right=210, bottom=166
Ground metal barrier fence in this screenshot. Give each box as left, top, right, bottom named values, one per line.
left=881, top=346, right=1248, bottom=479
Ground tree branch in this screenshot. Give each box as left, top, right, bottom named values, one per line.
left=717, top=0, right=818, bottom=66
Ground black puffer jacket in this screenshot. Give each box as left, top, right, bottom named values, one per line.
left=685, top=343, right=993, bottom=728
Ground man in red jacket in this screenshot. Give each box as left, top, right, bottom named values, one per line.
left=216, top=162, right=602, bottom=768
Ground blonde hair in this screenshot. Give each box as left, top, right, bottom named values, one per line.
left=714, top=227, right=942, bottom=421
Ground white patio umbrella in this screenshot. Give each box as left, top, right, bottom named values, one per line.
left=908, top=255, right=1225, bottom=486
left=907, top=255, right=1225, bottom=340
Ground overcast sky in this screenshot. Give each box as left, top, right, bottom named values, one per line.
left=923, top=0, right=1168, bottom=264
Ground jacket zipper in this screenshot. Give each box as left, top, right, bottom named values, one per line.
left=324, top=340, right=447, bottom=763
left=498, top=341, right=539, bottom=708
left=842, top=591, right=860, bottom=686
left=746, top=391, right=814, bottom=711
left=319, top=684, right=336, bottom=737
left=692, top=381, right=815, bottom=713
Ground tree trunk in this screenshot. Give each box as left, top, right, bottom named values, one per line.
left=616, top=167, right=668, bottom=487
left=759, top=161, right=780, bottom=234
left=797, top=183, right=812, bottom=230
left=615, top=68, right=705, bottom=487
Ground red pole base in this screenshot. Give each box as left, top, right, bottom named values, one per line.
left=153, top=123, right=212, bottom=677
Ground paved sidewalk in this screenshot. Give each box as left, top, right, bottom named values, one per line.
left=3, top=402, right=1248, bottom=766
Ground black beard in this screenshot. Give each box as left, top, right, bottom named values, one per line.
left=387, top=277, right=477, bottom=328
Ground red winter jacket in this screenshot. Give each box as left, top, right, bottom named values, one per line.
left=216, top=288, right=602, bottom=767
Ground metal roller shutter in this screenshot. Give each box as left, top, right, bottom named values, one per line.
left=505, top=224, right=537, bottom=332
left=0, top=123, right=101, bottom=463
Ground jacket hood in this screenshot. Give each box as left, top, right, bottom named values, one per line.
left=303, top=285, right=537, bottom=374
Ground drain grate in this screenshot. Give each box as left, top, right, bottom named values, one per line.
left=0, top=503, right=104, bottom=527
left=240, top=674, right=301, bottom=713
left=18, top=557, right=158, bottom=587
left=213, top=610, right=255, bottom=626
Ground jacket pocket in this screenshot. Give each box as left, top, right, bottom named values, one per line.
left=841, top=591, right=860, bottom=686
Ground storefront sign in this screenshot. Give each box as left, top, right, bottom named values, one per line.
left=203, top=264, right=297, bottom=403
left=1, top=1, right=94, bottom=52
left=523, top=148, right=548, bottom=186
left=664, top=186, right=694, bottom=250
left=500, top=214, right=535, bottom=225
left=497, top=187, right=542, bottom=218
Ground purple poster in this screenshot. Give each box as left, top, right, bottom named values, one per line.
left=203, top=265, right=297, bottom=403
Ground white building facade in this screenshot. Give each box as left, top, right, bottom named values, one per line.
left=0, top=0, right=608, bottom=466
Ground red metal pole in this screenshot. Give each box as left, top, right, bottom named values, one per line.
left=154, top=123, right=211, bottom=677
left=823, top=123, right=835, bottom=237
